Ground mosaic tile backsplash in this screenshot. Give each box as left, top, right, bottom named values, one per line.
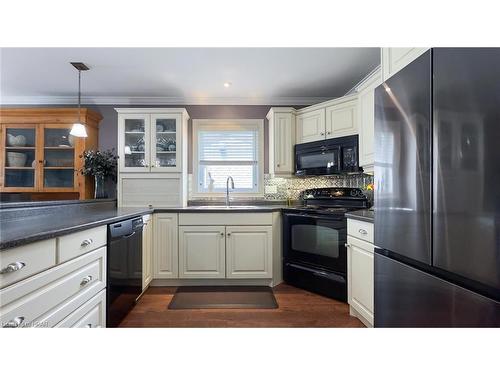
left=189, top=173, right=374, bottom=202
left=263, top=174, right=374, bottom=200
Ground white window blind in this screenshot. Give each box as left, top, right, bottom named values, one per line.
left=194, top=121, right=263, bottom=194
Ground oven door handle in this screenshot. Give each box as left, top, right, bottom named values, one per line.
left=284, top=213, right=345, bottom=221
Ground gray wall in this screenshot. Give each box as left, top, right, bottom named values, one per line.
left=88, top=104, right=304, bottom=174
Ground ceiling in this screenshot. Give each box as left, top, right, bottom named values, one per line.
left=0, top=48, right=380, bottom=105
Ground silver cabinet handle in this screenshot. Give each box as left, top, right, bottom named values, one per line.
left=4, top=316, right=25, bottom=328
left=81, top=238, right=93, bottom=247
left=0, top=261, right=26, bottom=274
left=358, top=229, right=368, bottom=235
left=80, top=275, right=93, bottom=287
left=320, top=132, right=325, bottom=136
left=327, top=131, right=331, bottom=135
left=220, top=232, right=224, bottom=236
left=227, top=233, right=231, bottom=236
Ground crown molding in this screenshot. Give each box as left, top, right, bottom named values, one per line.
left=0, top=95, right=334, bottom=106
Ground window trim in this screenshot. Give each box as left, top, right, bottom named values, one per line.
left=192, top=119, right=265, bottom=198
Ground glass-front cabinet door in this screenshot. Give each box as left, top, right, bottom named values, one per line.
left=2, top=124, right=39, bottom=191
left=41, top=125, right=77, bottom=190
left=151, top=114, right=181, bottom=172
left=119, top=114, right=151, bottom=172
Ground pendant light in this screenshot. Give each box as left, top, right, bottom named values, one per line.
left=70, top=62, right=89, bottom=137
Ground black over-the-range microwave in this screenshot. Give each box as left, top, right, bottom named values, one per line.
left=294, top=135, right=362, bottom=176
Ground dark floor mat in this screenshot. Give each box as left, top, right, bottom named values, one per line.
left=168, top=286, right=278, bottom=309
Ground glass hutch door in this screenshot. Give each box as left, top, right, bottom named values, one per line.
left=151, top=114, right=181, bottom=172
left=120, top=114, right=151, bottom=172
left=41, top=125, right=77, bottom=190
left=2, top=124, right=39, bottom=191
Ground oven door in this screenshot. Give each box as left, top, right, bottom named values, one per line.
left=295, top=144, right=341, bottom=176
left=283, top=212, right=347, bottom=272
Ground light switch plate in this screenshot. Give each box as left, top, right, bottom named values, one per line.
left=265, top=185, right=278, bottom=194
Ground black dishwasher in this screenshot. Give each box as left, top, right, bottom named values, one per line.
left=107, top=216, right=143, bottom=327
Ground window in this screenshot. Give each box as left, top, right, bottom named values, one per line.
left=193, top=119, right=264, bottom=195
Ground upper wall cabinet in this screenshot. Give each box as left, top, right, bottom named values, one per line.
left=381, top=48, right=429, bottom=81
left=325, top=98, right=358, bottom=139
left=116, top=108, right=189, bottom=173
left=296, top=108, right=325, bottom=143
left=295, top=95, right=358, bottom=144
left=267, top=107, right=296, bottom=176
left=356, top=69, right=382, bottom=172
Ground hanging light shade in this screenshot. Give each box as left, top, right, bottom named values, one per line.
left=70, top=62, right=89, bottom=137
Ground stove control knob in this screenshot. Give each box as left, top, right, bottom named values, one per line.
left=350, top=190, right=357, bottom=197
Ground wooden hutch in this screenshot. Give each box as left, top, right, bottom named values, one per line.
left=0, top=108, right=102, bottom=200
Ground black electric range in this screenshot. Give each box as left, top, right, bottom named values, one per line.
left=282, top=187, right=369, bottom=301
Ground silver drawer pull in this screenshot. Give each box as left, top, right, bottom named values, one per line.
left=80, top=275, right=93, bottom=287
left=0, top=261, right=26, bottom=274
left=358, top=229, right=368, bottom=235
left=81, top=238, right=93, bottom=247
left=4, top=316, right=25, bottom=328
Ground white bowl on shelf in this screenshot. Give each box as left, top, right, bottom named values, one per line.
left=7, top=134, right=27, bottom=147
left=7, top=152, right=28, bottom=167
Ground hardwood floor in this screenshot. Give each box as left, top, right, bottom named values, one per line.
left=120, top=283, right=365, bottom=328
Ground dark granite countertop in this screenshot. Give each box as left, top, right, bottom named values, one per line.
left=0, top=206, right=154, bottom=250
left=345, top=209, right=374, bottom=223
left=156, top=205, right=287, bottom=213
left=0, top=201, right=292, bottom=250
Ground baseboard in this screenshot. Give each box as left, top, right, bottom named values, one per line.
left=349, top=306, right=373, bottom=328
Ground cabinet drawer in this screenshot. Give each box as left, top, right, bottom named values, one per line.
left=0, top=247, right=106, bottom=328
left=347, top=219, right=374, bottom=243
left=56, top=289, right=106, bottom=328
left=0, top=239, right=56, bottom=289
left=58, top=226, right=106, bottom=263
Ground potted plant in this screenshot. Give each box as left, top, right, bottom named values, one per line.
left=80, top=149, right=118, bottom=199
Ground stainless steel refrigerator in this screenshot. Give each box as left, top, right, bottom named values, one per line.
left=374, top=48, right=500, bottom=327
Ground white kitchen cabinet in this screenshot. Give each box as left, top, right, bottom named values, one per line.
left=142, top=214, right=153, bottom=290
left=357, top=69, right=382, bottom=172
left=116, top=108, right=189, bottom=208
left=153, top=213, right=179, bottom=279
left=347, top=218, right=374, bottom=327
left=296, top=108, right=326, bottom=143
left=56, top=289, right=106, bottom=328
left=226, top=226, right=273, bottom=279
left=267, top=107, right=296, bottom=175
left=381, top=48, right=429, bottom=81
left=179, top=226, right=226, bottom=279
left=119, top=173, right=185, bottom=208
left=325, top=97, right=358, bottom=139
left=0, top=239, right=56, bottom=289
left=117, top=109, right=188, bottom=173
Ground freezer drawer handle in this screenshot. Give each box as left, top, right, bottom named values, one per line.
left=80, top=275, right=93, bottom=287
left=358, top=229, right=368, bottom=235
left=0, top=261, right=26, bottom=274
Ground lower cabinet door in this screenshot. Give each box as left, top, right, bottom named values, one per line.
left=347, top=235, right=374, bottom=326
left=56, top=289, right=106, bottom=328
left=153, top=213, right=178, bottom=279
left=226, top=226, right=273, bottom=279
left=179, top=226, right=226, bottom=279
